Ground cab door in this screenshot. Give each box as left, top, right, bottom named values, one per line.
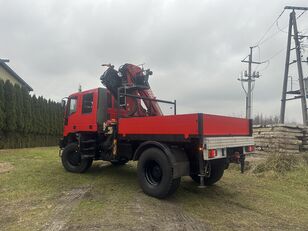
left=78, top=91, right=98, bottom=132
left=63, top=95, right=79, bottom=136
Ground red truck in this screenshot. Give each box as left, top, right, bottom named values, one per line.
left=59, top=64, right=254, bottom=198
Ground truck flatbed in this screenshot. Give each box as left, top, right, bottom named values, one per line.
left=118, top=113, right=252, bottom=139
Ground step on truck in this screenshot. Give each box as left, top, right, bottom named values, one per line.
left=59, top=64, right=254, bottom=198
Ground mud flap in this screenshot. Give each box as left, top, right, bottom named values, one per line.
left=168, top=148, right=190, bottom=179
left=133, top=141, right=190, bottom=179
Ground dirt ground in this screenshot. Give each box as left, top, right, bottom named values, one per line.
left=41, top=161, right=209, bottom=231
left=0, top=147, right=308, bottom=231
left=0, top=162, right=14, bottom=174
left=43, top=187, right=209, bottom=231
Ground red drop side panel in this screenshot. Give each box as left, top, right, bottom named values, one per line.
left=203, top=114, right=250, bottom=136
left=118, top=114, right=199, bottom=138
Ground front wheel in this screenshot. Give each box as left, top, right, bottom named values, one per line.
left=61, top=143, right=93, bottom=173
left=191, top=159, right=225, bottom=186
left=137, top=148, right=181, bottom=198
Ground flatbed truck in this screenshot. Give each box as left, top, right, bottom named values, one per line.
left=59, top=64, right=254, bottom=198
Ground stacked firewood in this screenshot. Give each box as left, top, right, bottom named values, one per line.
left=253, top=124, right=308, bottom=154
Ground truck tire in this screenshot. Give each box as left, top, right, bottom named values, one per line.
left=61, top=143, right=93, bottom=173
left=190, top=159, right=225, bottom=186
left=137, top=147, right=181, bottom=198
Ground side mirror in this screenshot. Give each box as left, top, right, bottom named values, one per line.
left=61, top=100, right=66, bottom=107
left=61, top=98, right=67, bottom=107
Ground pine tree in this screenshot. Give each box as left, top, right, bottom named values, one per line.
left=21, top=87, right=32, bottom=134
left=0, top=80, right=65, bottom=148
left=0, top=80, right=5, bottom=130
left=4, top=81, right=17, bottom=132
left=37, top=96, right=44, bottom=134
left=31, top=95, right=38, bottom=134
left=14, top=85, right=24, bottom=132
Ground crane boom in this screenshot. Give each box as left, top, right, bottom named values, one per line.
left=100, top=63, right=163, bottom=117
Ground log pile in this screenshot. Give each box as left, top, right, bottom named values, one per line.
left=253, top=124, right=308, bottom=154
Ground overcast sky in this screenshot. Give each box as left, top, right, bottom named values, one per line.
left=1, top=0, right=308, bottom=122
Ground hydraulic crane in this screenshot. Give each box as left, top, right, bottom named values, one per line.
left=100, top=63, right=163, bottom=117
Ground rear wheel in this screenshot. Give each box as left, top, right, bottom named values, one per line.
left=137, top=148, right=181, bottom=198
left=61, top=143, right=93, bottom=173
left=191, top=159, right=225, bottom=186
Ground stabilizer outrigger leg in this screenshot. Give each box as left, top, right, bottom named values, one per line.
left=240, top=153, right=245, bottom=174
left=198, top=161, right=208, bottom=188
left=198, top=174, right=206, bottom=188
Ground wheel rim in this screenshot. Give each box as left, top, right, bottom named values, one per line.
left=144, top=160, right=162, bottom=185
left=67, top=150, right=82, bottom=166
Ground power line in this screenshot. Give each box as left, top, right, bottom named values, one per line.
left=242, top=10, right=287, bottom=62
left=256, top=9, right=285, bottom=46
left=253, top=13, right=308, bottom=70
left=256, top=11, right=308, bottom=64
left=255, top=47, right=286, bottom=72
left=258, top=17, right=292, bottom=46
left=258, top=29, right=284, bottom=46
left=263, top=47, right=286, bottom=62
left=297, top=10, right=306, bottom=19
left=257, top=45, right=261, bottom=62
left=257, top=11, right=308, bottom=47
left=255, top=8, right=308, bottom=48
left=255, top=60, right=270, bottom=72
left=276, top=20, right=288, bottom=34
left=240, top=7, right=308, bottom=122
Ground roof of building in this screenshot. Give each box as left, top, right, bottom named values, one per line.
left=0, top=59, right=33, bottom=91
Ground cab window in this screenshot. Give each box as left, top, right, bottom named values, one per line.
left=82, top=93, right=93, bottom=114
left=69, top=97, right=78, bottom=115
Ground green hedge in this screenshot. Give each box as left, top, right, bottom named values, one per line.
left=0, top=80, right=63, bottom=149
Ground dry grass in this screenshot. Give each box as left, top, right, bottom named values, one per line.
left=302, top=152, right=308, bottom=165
left=0, top=162, right=14, bottom=173
left=248, top=152, right=308, bottom=177
left=251, top=153, right=300, bottom=174
left=0, top=147, right=308, bottom=230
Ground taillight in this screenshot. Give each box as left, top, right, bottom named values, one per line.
left=208, top=149, right=217, bottom=158
left=246, top=145, right=254, bottom=152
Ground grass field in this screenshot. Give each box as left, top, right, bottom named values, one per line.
left=0, top=147, right=308, bottom=231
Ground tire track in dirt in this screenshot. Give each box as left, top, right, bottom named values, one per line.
left=129, top=192, right=209, bottom=231
left=42, top=186, right=91, bottom=231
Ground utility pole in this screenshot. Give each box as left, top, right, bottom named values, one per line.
left=240, top=47, right=261, bottom=119
left=280, top=6, right=308, bottom=126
